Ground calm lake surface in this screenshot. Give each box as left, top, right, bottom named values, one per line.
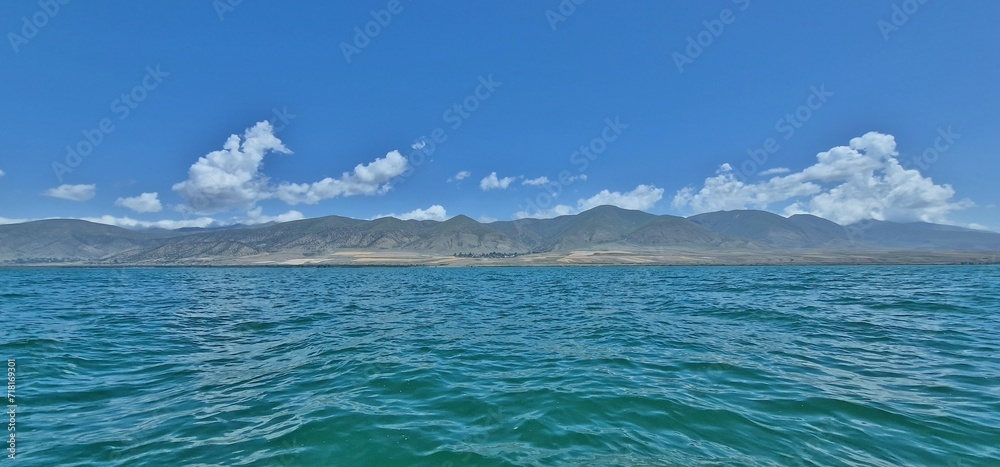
left=2, top=266, right=999, bottom=466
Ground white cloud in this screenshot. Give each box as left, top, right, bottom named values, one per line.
left=0, top=169, right=5, bottom=177
left=243, top=207, right=304, bottom=224
left=274, top=150, right=409, bottom=205
left=966, top=223, right=1000, bottom=233
left=759, top=167, right=790, bottom=176
left=115, top=192, right=162, bottom=213
left=515, top=184, right=664, bottom=219
left=447, top=170, right=471, bottom=183
left=522, top=174, right=586, bottom=187
left=82, top=215, right=220, bottom=230
left=80, top=207, right=303, bottom=230
left=671, top=164, right=820, bottom=213
left=478, top=215, right=498, bottom=223
left=579, top=184, right=665, bottom=211
left=173, top=121, right=409, bottom=214
left=43, top=184, right=96, bottom=201
left=515, top=204, right=576, bottom=219
left=172, top=121, right=290, bottom=214
left=3, top=214, right=243, bottom=229
left=480, top=172, right=518, bottom=191
left=673, top=132, right=973, bottom=224
left=522, top=176, right=550, bottom=186
left=373, top=204, right=448, bottom=221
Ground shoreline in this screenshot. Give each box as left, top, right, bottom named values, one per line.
left=3, top=249, right=998, bottom=268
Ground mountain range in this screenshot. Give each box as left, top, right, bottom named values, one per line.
left=1, top=206, right=998, bottom=266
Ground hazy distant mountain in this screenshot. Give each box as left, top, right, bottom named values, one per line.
left=490, top=206, right=749, bottom=251
left=1, top=206, right=998, bottom=265
left=689, top=210, right=849, bottom=248
left=0, top=220, right=156, bottom=263
left=845, top=219, right=1000, bottom=250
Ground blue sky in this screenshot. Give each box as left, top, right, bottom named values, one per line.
left=2, top=1, right=998, bottom=229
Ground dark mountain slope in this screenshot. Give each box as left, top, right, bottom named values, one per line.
left=0, top=219, right=153, bottom=262
left=626, top=215, right=756, bottom=248
left=512, top=205, right=658, bottom=251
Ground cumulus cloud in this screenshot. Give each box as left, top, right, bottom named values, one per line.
left=579, top=185, right=665, bottom=211
left=672, top=132, right=973, bottom=224
left=373, top=204, right=448, bottom=221
left=43, top=184, right=96, bottom=201
left=114, top=192, right=162, bottom=213
left=173, top=121, right=291, bottom=214
left=522, top=176, right=550, bottom=186
left=447, top=170, right=471, bottom=183
left=274, top=150, right=408, bottom=205
left=173, top=121, right=409, bottom=214
left=671, top=164, right=820, bottom=213
left=480, top=172, right=518, bottom=191
left=515, top=184, right=664, bottom=219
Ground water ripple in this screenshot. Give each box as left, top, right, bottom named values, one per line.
left=1, top=266, right=999, bottom=465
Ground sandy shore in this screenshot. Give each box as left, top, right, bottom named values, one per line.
left=5, top=248, right=998, bottom=268
left=12, top=248, right=983, bottom=267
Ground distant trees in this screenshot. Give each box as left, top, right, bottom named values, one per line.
left=453, top=251, right=532, bottom=258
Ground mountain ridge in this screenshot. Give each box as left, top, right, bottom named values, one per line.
left=1, top=206, right=998, bottom=265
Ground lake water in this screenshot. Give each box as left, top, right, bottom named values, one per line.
left=2, top=266, right=999, bottom=466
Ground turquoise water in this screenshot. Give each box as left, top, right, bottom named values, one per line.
left=2, top=266, right=999, bottom=466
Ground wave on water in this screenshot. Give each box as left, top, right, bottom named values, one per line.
left=2, top=265, right=998, bottom=465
